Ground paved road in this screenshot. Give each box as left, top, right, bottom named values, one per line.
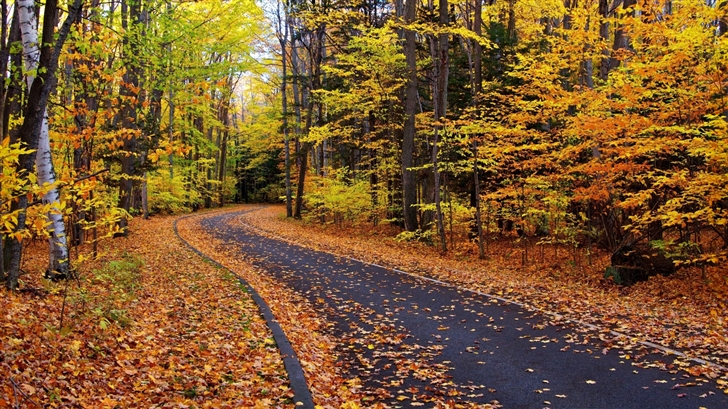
left=200, top=210, right=727, bottom=408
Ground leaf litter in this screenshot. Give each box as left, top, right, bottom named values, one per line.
left=4, top=203, right=725, bottom=408
left=1, top=212, right=292, bottom=408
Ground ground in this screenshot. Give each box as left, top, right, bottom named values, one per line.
left=2, top=204, right=727, bottom=408
left=1, top=211, right=294, bottom=408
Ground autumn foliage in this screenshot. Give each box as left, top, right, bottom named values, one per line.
left=1, top=0, right=728, bottom=405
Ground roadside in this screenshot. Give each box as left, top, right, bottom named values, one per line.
left=1, top=210, right=294, bottom=408
left=176, top=207, right=362, bottom=409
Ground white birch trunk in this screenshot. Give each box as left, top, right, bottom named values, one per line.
left=18, top=0, right=69, bottom=276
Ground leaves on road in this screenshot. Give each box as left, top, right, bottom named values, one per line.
left=236, top=205, right=728, bottom=381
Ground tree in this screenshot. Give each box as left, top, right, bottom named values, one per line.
left=401, top=0, right=419, bottom=231
left=430, top=0, right=450, bottom=252
left=6, top=0, right=83, bottom=289
left=277, top=0, right=293, bottom=217
left=17, top=0, right=70, bottom=278
left=293, top=1, right=327, bottom=219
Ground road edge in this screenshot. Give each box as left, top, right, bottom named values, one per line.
left=174, top=210, right=315, bottom=409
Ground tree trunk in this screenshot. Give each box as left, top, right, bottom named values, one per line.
left=1, top=7, right=21, bottom=276
left=402, top=0, right=419, bottom=232
left=218, top=91, right=230, bottom=207
left=431, top=0, right=449, bottom=252
left=6, top=0, right=82, bottom=289
left=117, top=0, right=142, bottom=234
left=0, top=0, right=12, bottom=139
left=473, top=0, right=485, bottom=259
left=294, top=142, right=311, bottom=219
left=278, top=0, right=292, bottom=217
left=18, top=0, right=69, bottom=278
left=598, top=0, right=611, bottom=81
left=474, top=0, right=482, bottom=95
left=291, top=39, right=303, bottom=169
left=607, top=0, right=637, bottom=72
left=293, top=19, right=325, bottom=219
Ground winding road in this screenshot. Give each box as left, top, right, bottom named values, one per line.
left=195, top=209, right=726, bottom=408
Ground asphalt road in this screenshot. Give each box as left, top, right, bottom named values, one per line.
left=199, top=210, right=727, bottom=409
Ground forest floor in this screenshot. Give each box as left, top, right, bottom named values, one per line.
left=1, top=210, right=298, bottom=408
left=2, top=204, right=727, bottom=408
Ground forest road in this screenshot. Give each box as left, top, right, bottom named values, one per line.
left=198, top=209, right=727, bottom=409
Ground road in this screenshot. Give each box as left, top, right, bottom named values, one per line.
left=198, top=209, right=727, bottom=408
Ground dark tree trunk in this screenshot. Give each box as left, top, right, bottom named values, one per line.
left=3, top=9, right=20, bottom=143
left=1, top=7, right=21, bottom=277
left=117, top=0, right=142, bottom=234
left=472, top=0, right=485, bottom=259
left=292, top=20, right=325, bottom=219
left=607, top=0, right=637, bottom=72
left=431, top=0, right=449, bottom=252
left=294, top=142, right=311, bottom=219
left=402, top=0, right=418, bottom=232
left=278, top=0, right=292, bottom=217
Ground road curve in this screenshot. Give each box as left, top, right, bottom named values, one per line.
left=198, top=209, right=727, bottom=409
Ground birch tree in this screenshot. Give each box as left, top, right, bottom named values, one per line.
left=17, top=0, right=69, bottom=278
left=6, top=0, right=82, bottom=289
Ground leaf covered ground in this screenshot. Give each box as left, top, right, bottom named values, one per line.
left=1, top=212, right=294, bottom=408
left=176, top=208, right=364, bottom=408
left=3, top=204, right=727, bottom=408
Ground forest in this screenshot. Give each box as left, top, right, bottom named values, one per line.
left=268, top=0, right=728, bottom=286
left=0, top=0, right=727, bottom=406
left=0, top=0, right=725, bottom=289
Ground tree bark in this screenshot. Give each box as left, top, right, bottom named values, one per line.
left=278, top=0, right=292, bottom=217
left=431, top=0, right=449, bottom=252
left=118, top=0, right=142, bottom=233
left=474, top=0, right=482, bottom=95
left=1, top=7, right=20, bottom=276
left=6, top=0, right=82, bottom=289
left=473, top=0, right=485, bottom=259
left=291, top=37, right=303, bottom=169
left=294, top=142, right=311, bottom=219
left=218, top=82, right=230, bottom=208
left=18, top=0, right=70, bottom=278
left=607, top=0, right=637, bottom=72
left=402, top=0, right=419, bottom=232
left=597, top=0, right=610, bottom=81
left=292, top=18, right=325, bottom=219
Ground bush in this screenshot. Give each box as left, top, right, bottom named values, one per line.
left=304, top=171, right=372, bottom=227
left=147, top=171, right=201, bottom=214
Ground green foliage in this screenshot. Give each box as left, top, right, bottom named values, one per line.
left=80, top=254, right=143, bottom=329
left=147, top=171, right=201, bottom=214
left=395, top=229, right=435, bottom=245
left=304, top=170, right=372, bottom=227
